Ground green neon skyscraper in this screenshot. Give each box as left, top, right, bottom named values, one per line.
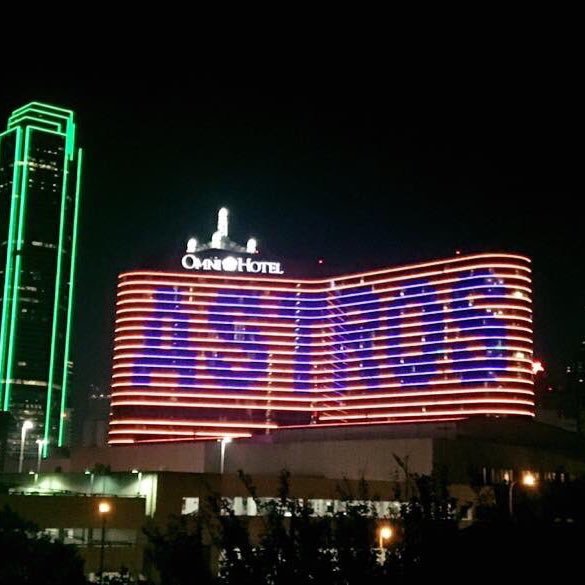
left=0, top=102, right=82, bottom=461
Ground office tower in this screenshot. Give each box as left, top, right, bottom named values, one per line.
left=0, top=102, right=82, bottom=458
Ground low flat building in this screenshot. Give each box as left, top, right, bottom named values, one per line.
left=3, top=418, right=583, bottom=580
left=42, top=419, right=585, bottom=483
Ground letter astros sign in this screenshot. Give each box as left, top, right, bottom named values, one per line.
left=181, top=254, right=284, bottom=275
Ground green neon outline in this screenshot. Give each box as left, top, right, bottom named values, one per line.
left=8, top=116, right=62, bottom=132
left=14, top=124, right=64, bottom=136
left=0, top=127, right=23, bottom=406
left=0, top=131, right=2, bottom=408
left=9, top=107, right=70, bottom=127
left=11, top=102, right=73, bottom=117
left=9, top=106, right=76, bottom=160
left=57, top=148, right=82, bottom=448
left=3, top=127, right=31, bottom=410
left=44, top=132, right=71, bottom=447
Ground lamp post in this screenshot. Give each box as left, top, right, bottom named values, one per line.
left=508, top=472, right=537, bottom=519
left=219, top=437, right=232, bottom=474
left=35, top=438, right=47, bottom=474
left=18, top=420, right=34, bottom=473
left=98, top=501, right=111, bottom=585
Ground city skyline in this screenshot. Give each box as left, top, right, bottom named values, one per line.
left=0, top=78, right=580, bottom=436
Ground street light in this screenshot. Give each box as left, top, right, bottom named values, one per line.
left=378, top=524, right=393, bottom=549
left=219, top=437, right=232, bottom=474
left=98, top=501, right=111, bottom=585
left=35, top=439, right=47, bottom=474
left=18, top=420, right=34, bottom=473
left=509, top=472, right=537, bottom=519
left=85, top=469, right=95, bottom=494
left=378, top=524, right=393, bottom=564
left=132, top=468, right=142, bottom=494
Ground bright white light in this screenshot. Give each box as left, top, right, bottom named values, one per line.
left=246, top=238, right=257, bottom=254
left=211, top=230, right=222, bottom=249
left=522, top=473, right=537, bottom=487
left=98, top=501, right=112, bottom=514
left=222, top=257, right=238, bottom=272
left=218, top=207, right=229, bottom=238
left=532, top=361, right=544, bottom=375
left=22, top=420, right=34, bottom=431
left=187, top=238, right=198, bottom=253
left=221, top=437, right=233, bottom=444
left=380, top=525, right=393, bottom=540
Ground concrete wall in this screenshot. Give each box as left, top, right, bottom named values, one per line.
left=218, top=438, right=434, bottom=481
left=66, top=442, right=207, bottom=473
left=48, top=433, right=433, bottom=482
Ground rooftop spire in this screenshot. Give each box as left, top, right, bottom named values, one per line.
left=218, top=207, right=229, bottom=238
left=186, top=207, right=258, bottom=254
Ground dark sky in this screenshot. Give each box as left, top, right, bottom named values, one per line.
left=0, top=73, right=582, bottom=424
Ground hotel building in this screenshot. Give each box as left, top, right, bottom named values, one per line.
left=109, top=209, right=534, bottom=444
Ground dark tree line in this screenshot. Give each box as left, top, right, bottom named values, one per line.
left=0, top=505, right=87, bottom=585
left=143, top=468, right=458, bottom=585
left=143, top=467, right=585, bottom=584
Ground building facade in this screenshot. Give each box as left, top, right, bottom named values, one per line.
left=110, top=248, right=534, bottom=444
left=0, top=102, right=82, bottom=455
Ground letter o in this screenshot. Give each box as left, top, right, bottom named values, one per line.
left=182, top=255, right=201, bottom=270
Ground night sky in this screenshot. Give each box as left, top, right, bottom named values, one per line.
left=0, top=74, right=582, bottom=428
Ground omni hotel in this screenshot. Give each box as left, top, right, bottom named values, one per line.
left=109, top=208, right=534, bottom=445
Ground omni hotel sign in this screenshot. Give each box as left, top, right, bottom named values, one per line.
left=182, top=207, right=284, bottom=274
left=182, top=254, right=284, bottom=275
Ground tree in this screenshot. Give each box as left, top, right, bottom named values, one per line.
left=0, top=505, right=86, bottom=585
left=214, top=469, right=337, bottom=585
left=143, top=467, right=461, bottom=584
left=143, top=514, right=214, bottom=585
left=332, top=477, right=386, bottom=585
left=391, top=454, right=458, bottom=579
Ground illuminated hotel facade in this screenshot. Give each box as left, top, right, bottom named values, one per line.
left=0, top=103, right=82, bottom=455
left=109, top=211, right=534, bottom=445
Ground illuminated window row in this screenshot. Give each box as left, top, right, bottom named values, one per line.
left=111, top=385, right=534, bottom=402
left=114, top=300, right=532, bottom=325
left=112, top=354, right=535, bottom=377
left=111, top=375, right=533, bottom=395
left=116, top=280, right=533, bottom=308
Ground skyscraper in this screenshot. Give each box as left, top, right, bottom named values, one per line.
left=0, top=102, right=82, bottom=458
